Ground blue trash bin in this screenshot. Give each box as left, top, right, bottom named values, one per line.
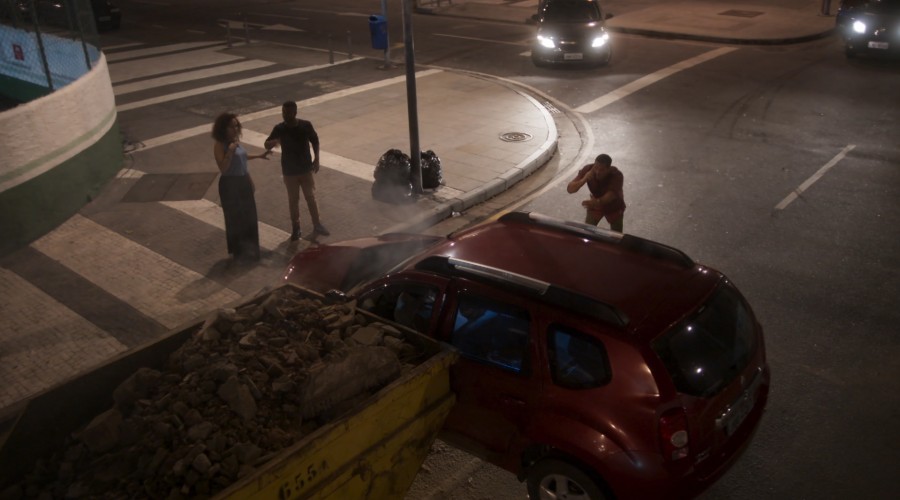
left=369, top=15, right=388, bottom=50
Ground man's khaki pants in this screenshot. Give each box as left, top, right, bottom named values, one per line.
left=284, top=173, right=320, bottom=229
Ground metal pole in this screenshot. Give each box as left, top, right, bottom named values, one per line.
left=243, top=13, right=250, bottom=44
left=402, top=0, right=423, bottom=194
left=226, top=23, right=232, bottom=48
left=382, top=0, right=392, bottom=67
left=328, top=35, right=334, bottom=64
left=347, top=30, right=353, bottom=59
left=821, top=0, right=831, bottom=16
left=29, top=2, right=54, bottom=90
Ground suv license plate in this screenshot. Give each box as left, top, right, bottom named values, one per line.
left=564, top=53, right=583, bottom=60
left=868, top=41, right=889, bottom=50
left=722, top=393, right=753, bottom=436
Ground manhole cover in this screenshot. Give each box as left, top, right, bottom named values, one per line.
left=500, top=132, right=533, bottom=142
left=719, top=10, right=763, bottom=18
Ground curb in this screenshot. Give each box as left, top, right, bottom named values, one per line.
left=383, top=69, right=560, bottom=235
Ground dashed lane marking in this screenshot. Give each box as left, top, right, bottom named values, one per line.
left=775, top=145, right=855, bottom=211
left=31, top=215, right=241, bottom=329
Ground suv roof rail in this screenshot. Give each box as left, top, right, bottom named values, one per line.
left=498, top=211, right=695, bottom=269
left=414, top=255, right=629, bottom=328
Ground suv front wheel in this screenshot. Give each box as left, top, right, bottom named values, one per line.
left=526, top=459, right=608, bottom=500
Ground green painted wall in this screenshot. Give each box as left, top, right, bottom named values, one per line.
left=0, top=123, right=122, bottom=257
left=0, top=74, right=51, bottom=102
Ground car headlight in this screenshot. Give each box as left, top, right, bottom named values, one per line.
left=537, top=35, right=556, bottom=49
left=852, top=20, right=866, bottom=33
left=591, top=33, right=610, bottom=48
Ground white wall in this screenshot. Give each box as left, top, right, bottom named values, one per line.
left=0, top=53, right=117, bottom=193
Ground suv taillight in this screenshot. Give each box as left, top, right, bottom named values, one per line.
left=659, top=408, right=690, bottom=461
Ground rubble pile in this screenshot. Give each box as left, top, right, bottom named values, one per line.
left=8, top=287, right=425, bottom=499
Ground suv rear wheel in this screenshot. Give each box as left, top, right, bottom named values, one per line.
left=526, top=459, right=608, bottom=500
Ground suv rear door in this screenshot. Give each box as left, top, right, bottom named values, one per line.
left=437, top=278, right=543, bottom=462
left=651, top=283, right=769, bottom=471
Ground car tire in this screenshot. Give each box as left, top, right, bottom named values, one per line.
left=845, top=45, right=856, bottom=58
left=526, top=459, right=609, bottom=500
left=531, top=54, right=548, bottom=68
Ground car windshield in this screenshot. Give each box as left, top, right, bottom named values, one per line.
left=861, top=0, right=900, bottom=14
left=543, top=2, right=601, bottom=22
left=652, top=284, right=758, bottom=398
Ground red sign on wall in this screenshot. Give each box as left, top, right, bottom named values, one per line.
left=12, top=44, right=24, bottom=61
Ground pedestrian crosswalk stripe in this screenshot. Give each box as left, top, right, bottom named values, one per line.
left=0, top=267, right=127, bottom=409
left=239, top=129, right=375, bottom=182
left=109, top=46, right=246, bottom=84
left=113, top=60, right=277, bottom=96
left=116, top=57, right=363, bottom=112
left=105, top=41, right=227, bottom=63
left=31, top=215, right=241, bottom=329
left=136, top=69, right=443, bottom=150
left=160, top=199, right=297, bottom=255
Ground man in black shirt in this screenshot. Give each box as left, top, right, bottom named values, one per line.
left=264, top=101, right=329, bottom=240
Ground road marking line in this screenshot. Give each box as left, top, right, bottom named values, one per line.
left=31, top=215, right=241, bottom=329
left=775, top=145, right=855, bottom=211
left=433, top=33, right=526, bottom=46
left=116, top=58, right=363, bottom=112
left=240, top=129, right=375, bottom=182
left=109, top=46, right=245, bottom=84
left=113, top=60, right=276, bottom=95
left=575, top=47, right=736, bottom=114
left=136, top=69, right=443, bottom=150
left=160, top=199, right=292, bottom=253
left=105, top=41, right=226, bottom=63
left=103, top=42, right=143, bottom=51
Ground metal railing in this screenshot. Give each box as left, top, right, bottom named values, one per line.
left=0, top=0, right=101, bottom=102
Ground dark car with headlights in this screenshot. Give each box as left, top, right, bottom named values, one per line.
left=836, top=0, right=900, bottom=57
left=284, top=212, right=770, bottom=500
left=532, top=0, right=612, bottom=67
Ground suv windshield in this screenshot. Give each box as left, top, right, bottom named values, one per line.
left=652, top=284, right=758, bottom=397
left=543, top=2, right=601, bottom=22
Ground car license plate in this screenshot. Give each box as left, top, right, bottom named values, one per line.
left=721, top=393, right=753, bottom=436
left=868, top=41, right=889, bottom=50
left=716, top=370, right=762, bottom=436
left=564, top=53, right=583, bottom=60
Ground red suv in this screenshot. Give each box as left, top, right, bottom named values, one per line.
left=284, top=212, right=770, bottom=499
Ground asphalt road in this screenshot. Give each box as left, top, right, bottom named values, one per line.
left=30, top=0, right=900, bottom=498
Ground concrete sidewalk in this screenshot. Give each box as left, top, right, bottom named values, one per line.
left=420, top=0, right=837, bottom=44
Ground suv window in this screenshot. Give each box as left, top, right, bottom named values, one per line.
left=548, top=325, right=611, bottom=389
left=450, top=294, right=530, bottom=374
left=358, top=284, right=438, bottom=334
left=652, top=285, right=758, bottom=397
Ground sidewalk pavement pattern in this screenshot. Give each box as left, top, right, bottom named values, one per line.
left=0, top=0, right=836, bottom=413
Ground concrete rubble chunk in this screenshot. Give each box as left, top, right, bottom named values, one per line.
left=79, top=409, right=123, bottom=454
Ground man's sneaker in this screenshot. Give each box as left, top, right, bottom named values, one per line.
left=290, top=226, right=301, bottom=241
left=313, top=223, right=330, bottom=236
